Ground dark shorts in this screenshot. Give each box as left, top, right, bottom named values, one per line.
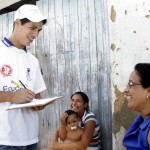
left=0, top=143, right=37, bottom=150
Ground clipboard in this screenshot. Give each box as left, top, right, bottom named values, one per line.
left=6, top=96, right=62, bottom=110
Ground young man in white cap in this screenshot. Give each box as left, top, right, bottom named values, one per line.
left=0, top=4, right=47, bottom=150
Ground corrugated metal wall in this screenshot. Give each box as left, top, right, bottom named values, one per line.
left=0, top=0, right=111, bottom=149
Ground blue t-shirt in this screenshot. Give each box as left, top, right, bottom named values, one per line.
left=123, top=114, right=150, bottom=150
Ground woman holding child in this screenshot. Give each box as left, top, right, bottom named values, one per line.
left=49, top=91, right=101, bottom=150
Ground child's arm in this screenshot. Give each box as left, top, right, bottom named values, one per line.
left=53, top=128, right=60, bottom=142
left=58, top=112, right=68, bottom=141
left=58, top=124, right=67, bottom=141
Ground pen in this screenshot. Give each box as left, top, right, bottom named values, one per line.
left=19, top=80, right=31, bottom=104
left=19, top=80, right=27, bottom=89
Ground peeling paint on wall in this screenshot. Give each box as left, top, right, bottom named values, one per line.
left=113, top=126, right=126, bottom=150
left=110, top=0, right=150, bottom=149
left=110, top=5, right=116, bottom=22
left=145, top=15, right=150, bottom=18
left=133, top=30, right=136, bottom=33
left=146, top=47, right=149, bottom=50
left=113, top=85, right=138, bottom=135
left=114, top=85, right=124, bottom=112
left=111, top=43, right=116, bottom=51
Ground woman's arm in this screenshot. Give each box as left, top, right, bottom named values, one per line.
left=49, top=120, right=96, bottom=150
left=49, top=141, right=84, bottom=150
left=77, top=120, right=96, bottom=148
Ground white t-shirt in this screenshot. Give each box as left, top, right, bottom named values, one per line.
left=0, top=38, right=46, bottom=146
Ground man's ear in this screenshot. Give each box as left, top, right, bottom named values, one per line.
left=15, top=19, right=21, bottom=26
left=13, top=19, right=21, bottom=32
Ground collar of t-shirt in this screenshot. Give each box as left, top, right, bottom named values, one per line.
left=2, top=37, right=27, bottom=52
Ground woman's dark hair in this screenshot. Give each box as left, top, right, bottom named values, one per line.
left=71, top=91, right=89, bottom=111
left=65, top=109, right=78, bottom=123
left=135, top=63, right=150, bottom=88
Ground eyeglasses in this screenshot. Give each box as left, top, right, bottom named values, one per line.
left=127, top=81, right=142, bottom=88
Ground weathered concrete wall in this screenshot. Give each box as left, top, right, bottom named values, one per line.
left=108, top=0, right=150, bottom=149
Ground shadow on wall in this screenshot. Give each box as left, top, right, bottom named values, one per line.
left=112, top=85, right=137, bottom=149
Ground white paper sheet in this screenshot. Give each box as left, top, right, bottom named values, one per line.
left=6, top=96, right=62, bottom=110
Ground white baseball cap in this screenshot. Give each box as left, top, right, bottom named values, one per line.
left=14, top=4, right=47, bottom=22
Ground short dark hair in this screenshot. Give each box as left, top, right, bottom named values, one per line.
left=135, top=63, right=150, bottom=88
left=20, top=18, right=47, bottom=25
left=65, top=109, right=78, bottom=123
left=71, top=91, right=89, bottom=111
left=13, top=18, right=47, bottom=31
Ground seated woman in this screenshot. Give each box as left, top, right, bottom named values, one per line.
left=49, top=91, right=101, bottom=150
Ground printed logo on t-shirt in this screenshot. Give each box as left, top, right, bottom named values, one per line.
left=0, top=64, right=13, bottom=77
left=26, top=68, right=32, bottom=81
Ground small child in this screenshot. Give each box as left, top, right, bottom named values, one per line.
left=40, top=110, right=84, bottom=150
left=55, top=109, right=84, bottom=144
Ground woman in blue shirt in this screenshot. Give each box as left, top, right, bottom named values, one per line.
left=123, top=63, right=150, bottom=150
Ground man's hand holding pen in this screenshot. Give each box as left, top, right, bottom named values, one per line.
left=11, top=89, right=35, bottom=104
left=10, top=80, right=45, bottom=111
left=10, top=80, right=35, bottom=104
